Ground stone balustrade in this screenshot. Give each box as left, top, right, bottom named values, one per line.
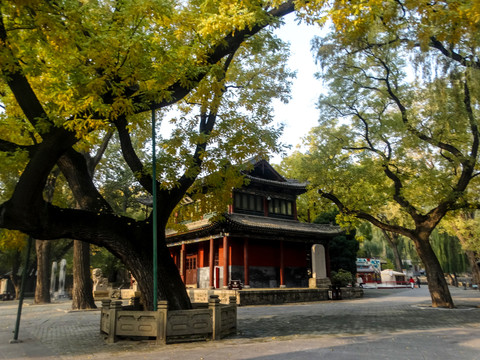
left=100, top=295, right=237, bottom=344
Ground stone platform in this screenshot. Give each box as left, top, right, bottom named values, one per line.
left=187, top=287, right=363, bottom=305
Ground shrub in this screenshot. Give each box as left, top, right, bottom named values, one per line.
left=330, top=269, right=354, bottom=287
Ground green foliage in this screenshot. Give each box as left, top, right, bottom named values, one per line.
left=330, top=269, right=354, bottom=287
left=441, top=211, right=480, bottom=254
left=0, top=0, right=294, bottom=224
left=0, top=230, right=27, bottom=275
left=278, top=152, right=339, bottom=222
left=281, top=3, right=480, bottom=307
left=382, top=259, right=394, bottom=270
left=298, top=1, right=480, bottom=224
left=0, top=229, right=27, bottom=253
left=90, top=247, right=127, bottom=285
left=314, top=210, right=359, bottom=275
left=357, top=238, right=384, bottom=259
left=299, top=0, right=480, bottom=51
left=430, top=230, right=468, bottom=274
left=94, top=134, right=148, bottom=219
left=0, top=1, right=299, bottom=309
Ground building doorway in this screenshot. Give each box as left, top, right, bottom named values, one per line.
left=185, top=254, right=197, bottom=286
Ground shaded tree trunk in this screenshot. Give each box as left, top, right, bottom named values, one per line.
left=34, top=240, right=51, bottom=304
left=9, top=250, right=22, bottom=299
left=412, top=233, right=454, bottom=308
left=34, top=168, right=58, bottom=304
left=71, top=235, right=96, bottom=310
left=123, top=233, right=191, bottom=311
left=71, top=240, right=96, bottom=310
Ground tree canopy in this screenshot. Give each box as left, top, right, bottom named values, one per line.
left=283, top=0, right=480, bottom=307
left=0, top=0, right=297, bottom=309
left=2, top=0, right=479, bottom=309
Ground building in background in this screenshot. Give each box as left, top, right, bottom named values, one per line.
left=166, top=159, right=343, bottom=289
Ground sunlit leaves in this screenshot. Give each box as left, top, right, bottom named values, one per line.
left=280, top=0, right=480, bottom=243
left=0, top=229, right=27, bottom=252
left=155, top=31, right=293, bottom=188
left=299, top=0, right=480, bottom=50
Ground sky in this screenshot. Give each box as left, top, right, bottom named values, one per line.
left=158, top=14, right=327, bottom=165
left=271, top=14, right=326, bottom=163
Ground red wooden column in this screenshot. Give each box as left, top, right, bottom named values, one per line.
left=180, top=243, right=186, bottom=283
left=223, top=235, right=229, bottom=288
left=209, top=237, right=215, bottom=289
left=279, top=241, right=286, bottom=288
left=243, top=238, right=250, bottom=288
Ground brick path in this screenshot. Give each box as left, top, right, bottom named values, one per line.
left=1, top=286, right=479, bottom=360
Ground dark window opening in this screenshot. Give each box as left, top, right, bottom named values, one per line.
left=268, top=198, right=294, bottom=218
left=233, top=192, right=264, bottom=214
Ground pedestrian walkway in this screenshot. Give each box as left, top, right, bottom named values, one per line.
left=1, top=286, right=479, bottom=360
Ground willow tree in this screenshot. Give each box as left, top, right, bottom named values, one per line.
left=0, top=0, right=296, bottom=310
left=442, top=211, right=480, bottom=287
left=289, top=1, right=480, bottom=308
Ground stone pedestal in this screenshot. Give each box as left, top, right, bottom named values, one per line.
left=309, top=244, right=331, bottom=288
left=309, top=277, right=331, bottom=289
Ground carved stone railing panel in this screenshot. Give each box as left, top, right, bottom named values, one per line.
left=100, top=295, right=237, bottom=344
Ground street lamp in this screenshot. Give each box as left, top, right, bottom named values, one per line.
left=152, top=109, right=158, bottom=311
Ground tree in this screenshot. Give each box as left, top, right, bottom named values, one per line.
left=34, top=168, right=60, bottom=304
left=313, top=210, right=358, bottom=275
left=289, top=1, right=480, bottom=307
left=71, top=132, right=113, bottom=310
left=430, top=230, right=468, bottom=286
left=0, top=1, right=296, bottom=310
left=442, top=211, right=480, bottom=287
left=0, top=230, right=28, bottom=299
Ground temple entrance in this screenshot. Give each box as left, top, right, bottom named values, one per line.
left=185, top=254, right=197, bottom=286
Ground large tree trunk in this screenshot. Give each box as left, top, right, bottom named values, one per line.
left=465, top=250, right=480, bottom=287
left=125, top=233, right=191, bottom=311
left=71, top=240, right=96, bottom=310
left=157, top=240, right=192, bottom=310
left=412, top=233, right=454, bottom=308
left=34, top=239, right=51, bottom=304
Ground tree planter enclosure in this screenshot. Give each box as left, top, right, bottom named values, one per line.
left=100, top=295, right=237, bottom=344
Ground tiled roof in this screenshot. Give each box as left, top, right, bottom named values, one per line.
left=224, top=213, right=342, bottom=235
left=166, top=213, right=343, bottom=241
left=245, top=175, right=308, bottom=190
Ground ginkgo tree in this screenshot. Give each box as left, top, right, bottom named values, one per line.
left=0, top=0, right=296, bottom=310
left=290, top=0, right=480, bottom=308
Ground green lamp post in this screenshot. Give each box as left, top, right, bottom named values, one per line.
left=152, top=109, right=158, bottom=311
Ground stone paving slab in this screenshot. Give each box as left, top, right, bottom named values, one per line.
left=1, top=286, right=479, bottom=360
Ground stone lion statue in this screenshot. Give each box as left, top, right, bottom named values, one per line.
left=92, top=268, right=109, bottom=291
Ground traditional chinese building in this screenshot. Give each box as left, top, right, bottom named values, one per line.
left=166, top=159, right=343, bottom=289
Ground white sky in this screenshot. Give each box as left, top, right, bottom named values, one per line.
left=158, top=14, right=326, bottom=164
left=271, top=14, right=326, bottom=164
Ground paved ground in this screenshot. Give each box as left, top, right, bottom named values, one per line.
left=1, top=286, right=479, bottom=360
